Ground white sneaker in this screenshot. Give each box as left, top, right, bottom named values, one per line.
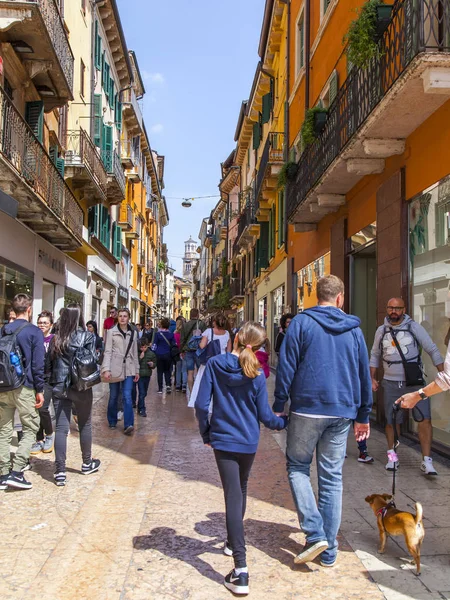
left=421, top=456, right=438, bottom=476
left=117, top=411, right=123, bottom=421
left=385, top=450, right=399, bottom=471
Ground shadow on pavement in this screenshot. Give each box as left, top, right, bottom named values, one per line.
left=133, top=526, right=224, bottom=585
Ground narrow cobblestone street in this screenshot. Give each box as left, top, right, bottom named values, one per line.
left=1, top=377, right=449, bottom=600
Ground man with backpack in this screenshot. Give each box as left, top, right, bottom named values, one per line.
left=180, top=308, right=206, bottom=395
left=370, top=297, right=443, bottom=475
left=0, top=294, right=44, bottom=490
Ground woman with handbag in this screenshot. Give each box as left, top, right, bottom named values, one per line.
left=188, top=313, right=231, bottom=408
left=152, top=317, right=175, bottom=394
left=101, top=308, right=139, bottom=434
left=45, top=305, right=101, bottom=487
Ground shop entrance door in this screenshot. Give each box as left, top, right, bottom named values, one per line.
left=350, top=242, right=377, bottom=418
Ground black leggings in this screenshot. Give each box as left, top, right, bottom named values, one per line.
left=37, top=384, right=54, bottom=441
left=214, top=449, right=256, bottom=568
left=156, top=355, right=172, bottom=390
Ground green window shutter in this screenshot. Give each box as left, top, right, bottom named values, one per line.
left=88, top=205, right=100, bottom=237
left=299, top=17, right=305, bottom=69
left=278, top=190, right=285, bottom=247
left=104, top=63, right=110, bottom=96
left=94, top=21, right=101, bottom=70
left=268, top=210, right=273, bottom=259
left=329, top=70, right=339, bottom=105
left=117, top=101, right=122, bottom=131
left=102, top=124, right=113, bottom=172
left=262, top=93, right=271, bottom=124
left=114, top=223, right=122, bottom=259
left=101, top=51, right=105, bottom=87
left=109, top=79, right=115, bottom=109
left=252, top=119, right=261, bottom=150
left=94, top=94, right=102, bottom=147
left=259, top=222, right=269, bottom=269
left=25, top=101, right=44, bottom=143
left=270, top=208, right=276, bottom=258
left=56, top=157, right=65, bottom=178
left=324, top=0, right=332, bottom=14
left=49, top=145, right=58, bottom=165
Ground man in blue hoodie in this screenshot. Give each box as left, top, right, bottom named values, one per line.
left=0, top=294, right=44, bottom=490
left=274, top=275, right=372, bottom=568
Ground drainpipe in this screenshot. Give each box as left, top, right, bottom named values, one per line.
left=305, top=0, right=311, bottom=111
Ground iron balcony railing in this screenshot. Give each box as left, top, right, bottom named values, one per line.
left=122, top=87, right=143, bottom=129
left=103, top=149, right=126, bottom=197
left=3, top=0, right=75, bottom=92
left=236, top=196, right=257, bottom=242
left=230, top=279, right=244, bottom=298
left=286, top=0, right=450, bottom=220
left=119, top=203, right=133, bottom=229
left=0, top=84, right=82, bottom=240
left=66, top=128, right=108, bottom=198
left=122, top=138, right=142, bottom=169
left=255, top=132, right=284, bottom=201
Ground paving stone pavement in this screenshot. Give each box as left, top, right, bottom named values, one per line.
left=0, top=376, right=449, bottom=600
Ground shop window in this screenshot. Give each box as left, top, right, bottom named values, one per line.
left=64, top=287, right=84, bottom=309
left=0, top=262, right=33, bottom=324
left=42, top=280, right=55, bottom=313
left=409, top=177, right=450, bottom=447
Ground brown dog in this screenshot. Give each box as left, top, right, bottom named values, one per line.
left=365, top=493, right=425, bottom=575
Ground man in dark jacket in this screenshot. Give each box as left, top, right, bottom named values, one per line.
left=0, top=294, right=44, bottom=490
left=180, top=308, right=206, bottom=394
left=274, top=275, right=372, bottom=568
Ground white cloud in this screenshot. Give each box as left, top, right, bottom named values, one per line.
left=150, top=124, right=164, bottom=134
left=142, top=71, right=165, bottom=84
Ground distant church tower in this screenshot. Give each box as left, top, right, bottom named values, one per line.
left=183, top=237, right=198, bottom=281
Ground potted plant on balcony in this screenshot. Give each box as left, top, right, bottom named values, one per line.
left=344, top=0, right=394, bottom=69
left=277, top=161, right=298, bottom=189
left=301, top=106, right=329, bottom=147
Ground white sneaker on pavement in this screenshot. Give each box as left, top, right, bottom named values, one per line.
left=385, top=450, right=399, bottom=471
left=117, top=411, right=124, bottom=421
left=421, top=456, right=438, bottom=476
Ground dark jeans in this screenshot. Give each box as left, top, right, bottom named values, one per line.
left=108, top=377, right=135, bottom=429
left=37, top=384, right=53, bottom=441
left=214, top=449, right=256, bottom=569
left=53, top=387, right=93, bottom=473
left=137, top=376, right=151, bottom=412
left=156, top=355, right=172, bottom=390
left=131, top=380, right=137, bottom=407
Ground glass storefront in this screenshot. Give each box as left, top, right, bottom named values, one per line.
left=64, top=287, right=84, bottom=309
left=409, top=176, right=450, bottom=447
left=0, top=260, right=33, bottom=324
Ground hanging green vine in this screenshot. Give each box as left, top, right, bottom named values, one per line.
left=344, top=0, right=385, bottom=69
left=277, top=161, right=298, bottom=189
left=301, top=107, right=328, bottom=148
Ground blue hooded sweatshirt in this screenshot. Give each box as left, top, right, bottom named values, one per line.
left=273, top=306, right=372, bottom=423
left=195, top=353, right=287, bottom=453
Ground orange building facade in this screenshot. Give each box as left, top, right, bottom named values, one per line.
left=286, top=0, right=450, bottom=450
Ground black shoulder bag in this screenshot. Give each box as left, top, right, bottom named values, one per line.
left=389, top=328, right=425, bottom=387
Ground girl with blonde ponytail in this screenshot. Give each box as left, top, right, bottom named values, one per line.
left=195, top=321, right=287, bottom=595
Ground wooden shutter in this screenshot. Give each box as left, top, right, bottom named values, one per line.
left=298, top=16, right=305, bottom=69
left=252, top=119, right=261, bottom=150
left=94, top=94, right=102, bottom=147
left=49, top=145, right=58, bottom=165
left=262, top=93, right=271, bottom=124
left=109, top=79, right=115, bottom=109
left=88, top=205, right=99, bottom=237
left=277, top=190, right=285, bottom=247
left=259, top=222, right=269, bottom=269
left=114, top=223, right=122, bottom=259
left=103, top=124, right=113, bottom=172
left=101, top=51, right=105, bottom=87
left=56, top=157, right=65, bottom=178
left=329, top=70, right=339, bottom=105
left=25, top=101, right=44, bottom=143
left=104, top=63, right=110, bottom=96
left=94, top=21, right=101, bottom=70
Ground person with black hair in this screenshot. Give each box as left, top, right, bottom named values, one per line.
left=45, top=305, right=100, bottom=487
left=153, top=317, right=175, bottom=394
left=86, top=320, right=104, bottom=360
left=274, top=313, right=294, bottom=355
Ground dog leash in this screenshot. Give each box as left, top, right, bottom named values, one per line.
left=391, top=401, right=425, bottom=498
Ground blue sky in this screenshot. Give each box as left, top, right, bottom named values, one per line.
left=117, top=0, right=266, bottom=275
